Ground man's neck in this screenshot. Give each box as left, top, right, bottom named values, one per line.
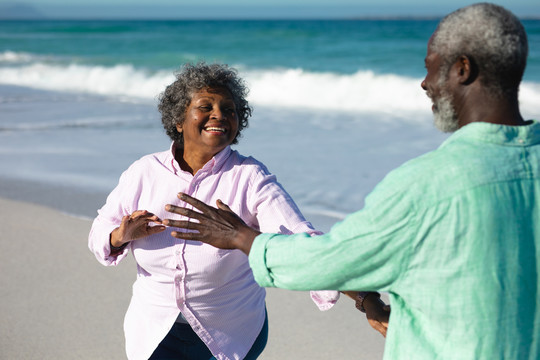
left=458, top=92, right=526, bottom=128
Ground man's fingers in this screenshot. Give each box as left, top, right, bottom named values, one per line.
left=216, top=199, right=233, bottom=212
left=377, top=325, right=387, bottom=337
left=165, top=204, right=205, bottom=221
left=170, top=230, right=203, bottom=240
left=163, top=219, right=197, bottom=228
left=164, top=219, right=220, bottom=238
left=177, top=192, right=215, bottom=213
left=368, top=320, right=387, bottom=337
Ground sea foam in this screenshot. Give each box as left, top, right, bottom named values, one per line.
left=1, top=51, right=539, bottom=119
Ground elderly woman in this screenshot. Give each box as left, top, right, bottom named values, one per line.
left=88, top=62, right=341, bottom=360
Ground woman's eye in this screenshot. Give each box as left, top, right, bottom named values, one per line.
left=199, top=106, right=212, bottom=111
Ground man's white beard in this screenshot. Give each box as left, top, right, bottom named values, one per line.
left=433, top=90, right=459, bottom=133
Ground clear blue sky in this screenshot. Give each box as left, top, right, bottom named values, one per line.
left=1, top=0, right=539, bottom=19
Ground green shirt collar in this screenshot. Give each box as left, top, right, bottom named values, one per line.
left=440, top=119, right=540, bottom=148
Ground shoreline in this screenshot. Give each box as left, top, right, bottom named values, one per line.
left=0, top=195, right=385, bottom=359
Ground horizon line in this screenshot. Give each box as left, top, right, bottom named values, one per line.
left=1, top=3, right=539, bottom=21
left=2, top=15, right=540, bottom=20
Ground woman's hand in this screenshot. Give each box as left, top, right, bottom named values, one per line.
left=163, top=193, right=260, bottom=255
left=110, top=210, right=165, bottom=248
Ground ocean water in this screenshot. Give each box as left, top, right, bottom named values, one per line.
left=1, top=19, right=539, bottom=228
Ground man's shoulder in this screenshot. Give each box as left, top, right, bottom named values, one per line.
left=380, top=149, right=443, bottom=187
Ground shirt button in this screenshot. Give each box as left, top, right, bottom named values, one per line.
left=518, top=139, right=524, bottom=144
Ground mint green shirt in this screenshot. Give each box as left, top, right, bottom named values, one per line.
left=250, top=121, right=540, bottom=359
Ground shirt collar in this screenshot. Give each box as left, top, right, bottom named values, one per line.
left=440, top=119, right=540, bottom=148
left=168, top=142, right=233, bottom=176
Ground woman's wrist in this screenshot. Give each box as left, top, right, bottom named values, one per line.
left=110, top=239, right=128, bottom=251
left=109, top=229, right=128, bottom=251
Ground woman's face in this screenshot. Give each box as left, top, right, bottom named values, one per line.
left=177, top=86, right=239, bottom=160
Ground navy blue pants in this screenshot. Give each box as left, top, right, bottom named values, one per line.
left=149, top=312, right=268, bottom=359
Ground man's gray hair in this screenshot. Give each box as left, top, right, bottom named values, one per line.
left=431, top=2, right=528, bottom=98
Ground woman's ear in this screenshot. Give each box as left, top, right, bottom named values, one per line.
left=176, top=123, right=183, bottom=133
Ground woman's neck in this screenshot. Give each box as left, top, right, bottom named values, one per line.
left=175, top=146, right=215, bottom=175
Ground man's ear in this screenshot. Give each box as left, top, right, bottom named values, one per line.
left=455, top=55, right=478, bottom=85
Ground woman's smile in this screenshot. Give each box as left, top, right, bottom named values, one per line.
left=203, top=125, right=228, bottom=134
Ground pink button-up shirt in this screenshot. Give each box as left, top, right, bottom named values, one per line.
left=89, top=144, right=338, bottom=360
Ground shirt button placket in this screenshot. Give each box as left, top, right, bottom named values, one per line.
left=176, top=177, right=198, bottom=309
left=175, top=245, right=186, bottom=308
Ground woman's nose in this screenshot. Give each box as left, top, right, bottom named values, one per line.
left=211, top=107, right=224, bottom=120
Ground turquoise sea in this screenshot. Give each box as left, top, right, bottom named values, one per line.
left=0, top=19, right=539, bottom=225
left=2, top=20, right=539, bottom=97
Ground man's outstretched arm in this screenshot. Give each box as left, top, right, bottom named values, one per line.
left=164, top=192, right=391, bottom=338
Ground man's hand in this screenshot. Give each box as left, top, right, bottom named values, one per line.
left=342, top=291, right=390, bottom=337
left=364, top=293, right=390, bottom=337
left=163, top=193, right=261, bottom=255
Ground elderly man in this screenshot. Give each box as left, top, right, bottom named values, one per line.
left=163, top=3, right=539, bottom=359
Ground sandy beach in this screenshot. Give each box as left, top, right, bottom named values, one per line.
left=0, top=196, right=386, bottom=359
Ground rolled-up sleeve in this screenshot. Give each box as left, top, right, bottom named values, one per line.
left=88, top=166, right=137, bottom=266
left=88, top=214, right=130, bottom=266
left=249, top=233, right=280, bottom=287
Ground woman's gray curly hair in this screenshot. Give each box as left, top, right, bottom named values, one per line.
left=158, top=62, right=252, bottom=146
